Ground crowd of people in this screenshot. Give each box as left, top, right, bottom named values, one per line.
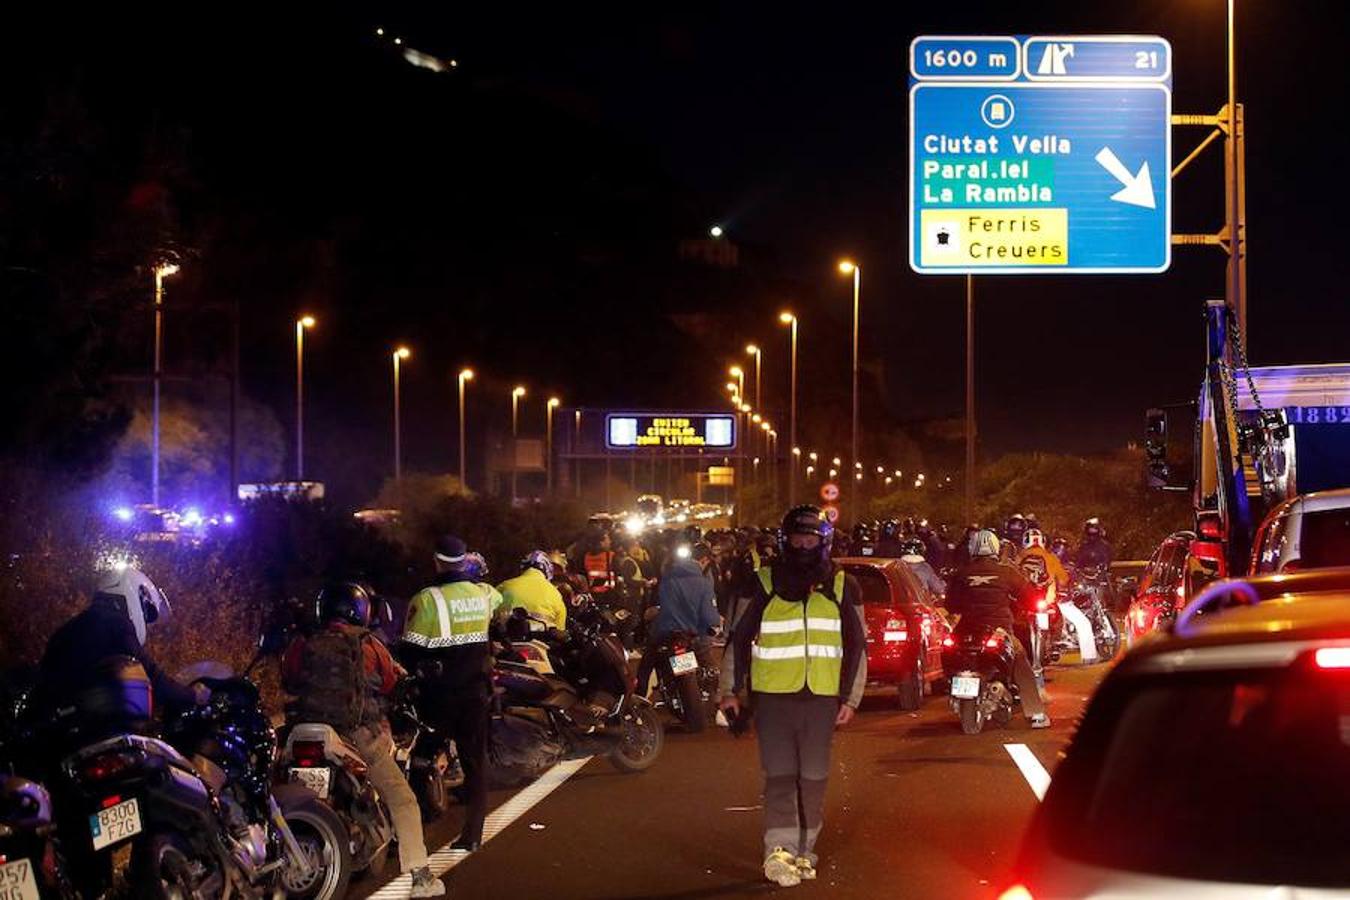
left=20, top=504, right=1117, bottom=895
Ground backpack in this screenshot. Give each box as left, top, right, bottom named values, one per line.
left=1020, top=554, right=1049, bottom=586
left=292, top=629, right=371, bottom=733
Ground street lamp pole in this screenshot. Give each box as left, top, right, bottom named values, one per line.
left=151, top=263, right=179, bottom=507
left=511, top=386, right=526, bottom=503
left=392, top=347, right=410, bottom=484
left=295, top=315, right=315, bottom=481
left=458, top=369, right=474, bottom=491
left=839, top=261, right=861, bottom=518
left=780, top=312, right=798, bottom=506
left=574, top=409, right=583, bottom=499
left=547, top=397, right=560, bottom=496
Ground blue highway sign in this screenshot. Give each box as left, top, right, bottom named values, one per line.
left=909, top=35, right=1172, bottom=274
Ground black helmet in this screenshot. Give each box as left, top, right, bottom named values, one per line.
left=780, top=505, right=834, bottom=569
left=690, top=541, right=713, bottom=563
left=1084, top=517, right=1104, bottom=540
left=1004, top=513, right=1027, bottom=541
left=880, top=519, right=900, bottom=538
left=899, top=537, right=926, bottom=558
left=1024, top=513, right=1041, bottom=532
left=902, top=516, right=917, bottom=536
left=315, top=582, right=373, bottom=628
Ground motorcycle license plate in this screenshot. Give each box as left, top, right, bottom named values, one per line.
left=90, top=797, right=142, bottom=851
left=289, top=766, right=331, bottom=799
left=669, top=651, right=698, bottom=676
left=951, top=676, right=981, bottom=699
left=1036, top=612, right=1050, bottom=629
left=0, top=858, right=40, bottom=900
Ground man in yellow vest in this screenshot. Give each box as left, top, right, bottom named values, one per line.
left=399, top=535, right=505, bottom=855
left=719, top=505, right=867, bottom=888
left=498, top=550, right=568, bottom=629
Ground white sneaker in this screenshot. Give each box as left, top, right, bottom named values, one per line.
left=795, top=858, right=817, bottom=880
left=764, top=848, right=801, bottom=887
left=410, top=868, right=445, bottom=898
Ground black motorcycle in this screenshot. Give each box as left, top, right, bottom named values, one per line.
left=1065, top=566, right=1121, bottom=661
left=491, top=606, right=663, bottom=784
left=388, top=670, right=465, bottom=823
left=645, top=631, right=717, bottom=734
left=941, top=626, right=1021, bottom=735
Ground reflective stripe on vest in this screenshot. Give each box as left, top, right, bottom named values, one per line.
left=749, top=567, right=845, bottom=696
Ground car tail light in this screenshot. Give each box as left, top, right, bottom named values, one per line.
left=291, top=740, right=326, bottom=767
left=996, top=886, right=1034, bottom=900
left=984, top=637, right=1000, bottom=650
left=1197, top=515, right=1223, bottom=540
left=942, top=636, right=955, bottom=648
left=1315, top=647, right=1350, bottom=669
left=1035, top=598, right=1048, bottom=612
left=1280, top=560, right=1302, bottom=573
left=80, top=751, right=139, bottom=782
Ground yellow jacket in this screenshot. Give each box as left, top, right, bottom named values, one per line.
left=497, top=568, right=568, bottom=629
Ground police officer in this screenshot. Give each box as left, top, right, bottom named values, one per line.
left=399, top=535, right=505, bottom=853
left=719, top=506, right=867, bottom=887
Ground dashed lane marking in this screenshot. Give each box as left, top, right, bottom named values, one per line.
left=1004, top=743, right=1051, bottom=801
left=369, top=756, right=593, bottom=898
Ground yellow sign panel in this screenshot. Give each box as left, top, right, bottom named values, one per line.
left=919, top=208, right=1067, bottom=267
left=707, top=466, right=735, bottom=486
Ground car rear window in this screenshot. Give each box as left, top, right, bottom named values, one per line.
left=846, top=567, right=893, bottom=606
left=1044, top=665, right=1350, bottom=886
left=1300, top=508, right=1350, bottom=569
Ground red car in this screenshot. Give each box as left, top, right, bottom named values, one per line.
left=838, top=558, right=951, bottom=710
left=1124, top=530, right=1222, bottom=647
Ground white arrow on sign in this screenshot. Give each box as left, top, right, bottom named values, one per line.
left=1094, top=147, right=1155, bottom=209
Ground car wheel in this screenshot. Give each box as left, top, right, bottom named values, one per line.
left=897, top=653, right=924, bottom=711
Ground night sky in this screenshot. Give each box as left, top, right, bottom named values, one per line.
left=7, top=3, right=1349, bottom=504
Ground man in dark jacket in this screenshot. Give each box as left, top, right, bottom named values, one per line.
left=1073, top=517, right=1114, bottom=570
left=634, top=543, right=720, bottom=691
left=719, top=506, right=867, bottom=887
left=945, top=529, right=1050, bottom=728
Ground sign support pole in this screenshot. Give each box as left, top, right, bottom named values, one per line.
left=965, top=275, right=976, bottom=525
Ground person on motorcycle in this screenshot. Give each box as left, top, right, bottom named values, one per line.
left=951, top=523, right=982, bottom=568
left=634, top=542, right=720, bottom=695
left=1017, top=529, right=1069, bottom=592
left=1074, top=517, right=1114, bottom=570
left=720, top=506, right=867, bottom=888
left=38, top=565, right=197, bottom=716
left=282, top=583, right=444, bottom=898
left=1049, top=535, right=1071, bottom=565
left=944, top=529, right=1050, bottom=729
left=498, top=551, right=567, bottom=630
left=582, top=530, right=616, bottom=596
left=899, top=537, right=946, bottom=598
left=1001, top=514, right=1028, bottom=563
left=610, top=539, right=649, bottom=647
left=873, top=519, right=906, bottom=559
left=399, top=535, right=506, bottom=854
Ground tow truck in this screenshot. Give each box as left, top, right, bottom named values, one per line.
left=1147, top=300, right=1350, bottom=576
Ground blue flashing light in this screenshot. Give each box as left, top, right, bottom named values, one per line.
left=113, top=506, right=134, bottom=523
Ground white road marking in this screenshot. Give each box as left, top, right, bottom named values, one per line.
left=369, top=756, right=593, bottom=898
left=1004, top=743, right=1051, bottom=801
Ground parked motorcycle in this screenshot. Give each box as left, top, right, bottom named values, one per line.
left=490, top=607, right=663, bottom=784
left=940, top=626, right=1021, bottom=735
left=0, top=775, right=73, bottom=900
left=277, top=722, right=392, bottom=877
left=388, top=670, right=464, bottom=823
left=645, top=631, right=717, bottom=733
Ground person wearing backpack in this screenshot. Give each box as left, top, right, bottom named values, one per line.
left=719, top=506, right=868, bottom=888
left=399, top=535, right=506, bottom=854
left=283, top=582, right=445, bottom=898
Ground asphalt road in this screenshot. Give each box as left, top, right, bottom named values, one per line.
left=355, top=663, right=1107, bottom=900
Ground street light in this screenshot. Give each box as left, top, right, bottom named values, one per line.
left=829, top=468, right=837, bottom=479
left=832, top=457, right=842, bottom=467
left=458, top=368, right=474, bottom=490
left=392, top=347, right=411, bottom=484
left=511, top=386, right=527, bottom=503
left=729, top=365, right=745, bottom=401
left=745, top=344, right=762, bottom=412
left=150, top=262, right=180, bottom=507
left=839, top=260, right=861, bottom=514
left=547, top=397, right=560, bottom=496
left=752, top=413, right=762, bottom=424
left=294, top=315, right=316, bottom=481
left=779, top=312, right=798, bottom=504
left=809, top=451, right=818, bottom=463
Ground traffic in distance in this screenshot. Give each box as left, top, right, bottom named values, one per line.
left=3, top=15, right=1349, bottom=900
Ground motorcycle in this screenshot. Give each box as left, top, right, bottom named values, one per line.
left=0, top=775, right=73, bottom=900
left=1063, top=566, right=1121, bottom=662
left=388, top=671, right=464, bottom=823
left=276, top=722, right=392, bottom=877
left=645, top=631, right=718, bottom=734
left=490, top=606, right=664, bottom=784
left=940, top=626, right=1021, bottom=735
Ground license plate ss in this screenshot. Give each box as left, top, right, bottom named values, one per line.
left=289, top=766, right=332, bottom=799
left=1036, top=612, right=1050, bottom=629
left=669, top=651, right=698, bottom=676
left=90, top=797, right=142, bottom=851
left=0, top=858, right=40, bottom=900
left=951, top=676, right=981, bottom=699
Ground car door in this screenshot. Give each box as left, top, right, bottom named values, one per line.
left=893, top=563, right=942, bottom=677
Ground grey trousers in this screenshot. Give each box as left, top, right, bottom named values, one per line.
left=753, top=693, right=839, bottom=864
left=353, top=723, right=429, bottom=873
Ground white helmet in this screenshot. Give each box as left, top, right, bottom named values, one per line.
left=969, top=529, right=1001, bottom=559
left=1023, top=528, right=1045, bottom=549
left=94, top=566, right=171, bottom=647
